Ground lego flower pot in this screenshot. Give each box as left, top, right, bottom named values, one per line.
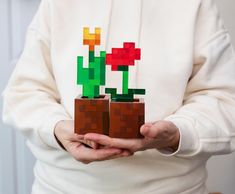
left=74, top=95, right=109, bottom=135
left=109, top=98, right=145, bottom=138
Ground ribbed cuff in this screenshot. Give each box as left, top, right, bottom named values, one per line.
left=38, top=112, right=71, bottom=149
left=159, top=115, right=200, bottom=157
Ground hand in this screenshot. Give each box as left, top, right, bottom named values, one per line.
left=84, top=121, right=180, bottom=154
left=54, top=120, right=132, bottom=164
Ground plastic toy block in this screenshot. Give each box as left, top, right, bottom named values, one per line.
left=95, top=35, right=100, bottom=40
left=105, top=88, right=146, bottom=102
left=75, top=95, right=109, bottom=135
left=83, top=27, right=89, bottom=36
left=105, top=42, right=145, bottom=102
left=95, top=28, right=101, bottom=34
left=95, top=39, right=101, bottom=45
left=83, top=27, right=101, bottom=49
left=77, top=27, right=106, bottom=99
left=89, top=46, right=95, bottom=51
left=118, top=66, right=129, bottom=71
left=89, top=68, right=95, bottom=79
left=109, top=98, right=145, bottom=138
left=77, top=56, right=89, bottom=84
left=128, top=88, right=146, bottom=95
left=99, top=51, right=106, bottom=85
left=78, top=55, right=106, bottom=98
left=106, top=42, right=141, bottom=71
left=76, top=28, right=146, bottom=139
left=122, top=71, right=129, bottom=94
left=89, top=51, right=95, bottom=62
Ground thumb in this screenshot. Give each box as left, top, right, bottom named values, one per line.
left=140, top=123, right=159, bottom=138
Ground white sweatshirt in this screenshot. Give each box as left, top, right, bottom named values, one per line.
left=2, top=0, right=235, bottom=193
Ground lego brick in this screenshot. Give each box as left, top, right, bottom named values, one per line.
left=77, top=56, right=89, bottom=84
left=122, top=70, right=129, bottom=94
left=106, top=42, right=141, bottom=71
left=117, top=66, right=129, bottom=71
left=83, top=39, right=90, bottom=45
left=95, top=28, right=101, bottom=34
left=83, top=27, right=101, bottom=48
left=89, top=68, right=95, bottom=79
left=129, top=88, right=146, bottom=95
left=95, top=39, right=101, bottom=45
left=105, top=88, right=135, bottom=102
left=89, top=51, right=95, bottom=62
left=76, top=28, right=106, bottom=99
left=105, top=88, right=117, bottom=96
left=109, top=98, right=145, bottom=138
left=75, top=95, right=109, bottom=135
left=89, top=45, right=95, bottom=51
left=111, top=94, right=134, bottom=102
left=100, top=51, right=106, bottom=85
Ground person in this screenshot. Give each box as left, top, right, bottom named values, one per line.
left=2, top=0, right=235, bottom=193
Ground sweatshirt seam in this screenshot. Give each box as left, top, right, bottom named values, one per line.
left=28, top=28, right=50, bottom=48
left=169, top=112, right=235, bottom=155
left=200, top=136, right=235, bottom=142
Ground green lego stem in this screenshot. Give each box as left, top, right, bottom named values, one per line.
left=89, top=51, right=95, bottom=63
left=122, top=70, right=129, bottom=95
left=105, top=87, right=145, bottom=102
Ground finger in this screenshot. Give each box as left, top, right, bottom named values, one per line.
left=79, top=139, right=99, bottom=149
left=140, top=123, right=152, bottom=135
left=140, top=123, right=160, bottom=138
left=120, top=150, right=134, bottom=157
left=74, top=145, right=123, bottom=163
left=84, top=133, right=111, bottom=146
left=84, top=133, right=143, bottom=151
left=69, top=134, right=99, bottom=149
left=69, top=133, right=84, bottom=142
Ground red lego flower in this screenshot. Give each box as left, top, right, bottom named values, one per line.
left=106, top=42, right=141, bottom=71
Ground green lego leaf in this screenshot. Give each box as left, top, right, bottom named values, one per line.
left=105, top=88, right=145, bottom=102
left=129, top=88, right=146, bottom=95
left=105, top=88, right=117, bottom=96
left=100, top=51, right=106, bottom=85
left=111, top=94, right=134, bottom=102
left=77, top=56, right=89, bottom=85
left=118, top=66, right=129, bottom=71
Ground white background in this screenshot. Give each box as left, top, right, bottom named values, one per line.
left=0, top=0, right=235, bottom=194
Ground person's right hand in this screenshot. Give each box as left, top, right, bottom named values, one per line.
left=54, top=120, right=132, bottom=164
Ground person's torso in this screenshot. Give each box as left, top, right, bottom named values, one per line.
left=30, top=0, right=209, bottom=193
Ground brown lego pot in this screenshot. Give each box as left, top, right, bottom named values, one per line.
left=109, top=99, right=145, bottom=138
left=74, top=95, right=109, bottom=135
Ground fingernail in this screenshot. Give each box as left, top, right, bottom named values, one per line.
left=140, top=125, right=150, bottom=134
left=121, top=150, right=133, bottom=157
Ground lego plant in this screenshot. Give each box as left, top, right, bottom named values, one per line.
left=105, top=42, right=145, bottom=102
left=75, top=27, right=108, bottom=135
left=77, top=27, right=106, bottom=98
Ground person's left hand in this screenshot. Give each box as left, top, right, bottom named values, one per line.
left=84, top=120, right=180, bottom=154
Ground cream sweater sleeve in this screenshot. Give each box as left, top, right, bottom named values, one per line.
left=2, top=0, right=71, bottom=149
left=165, top=0, right=235, bottom=157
